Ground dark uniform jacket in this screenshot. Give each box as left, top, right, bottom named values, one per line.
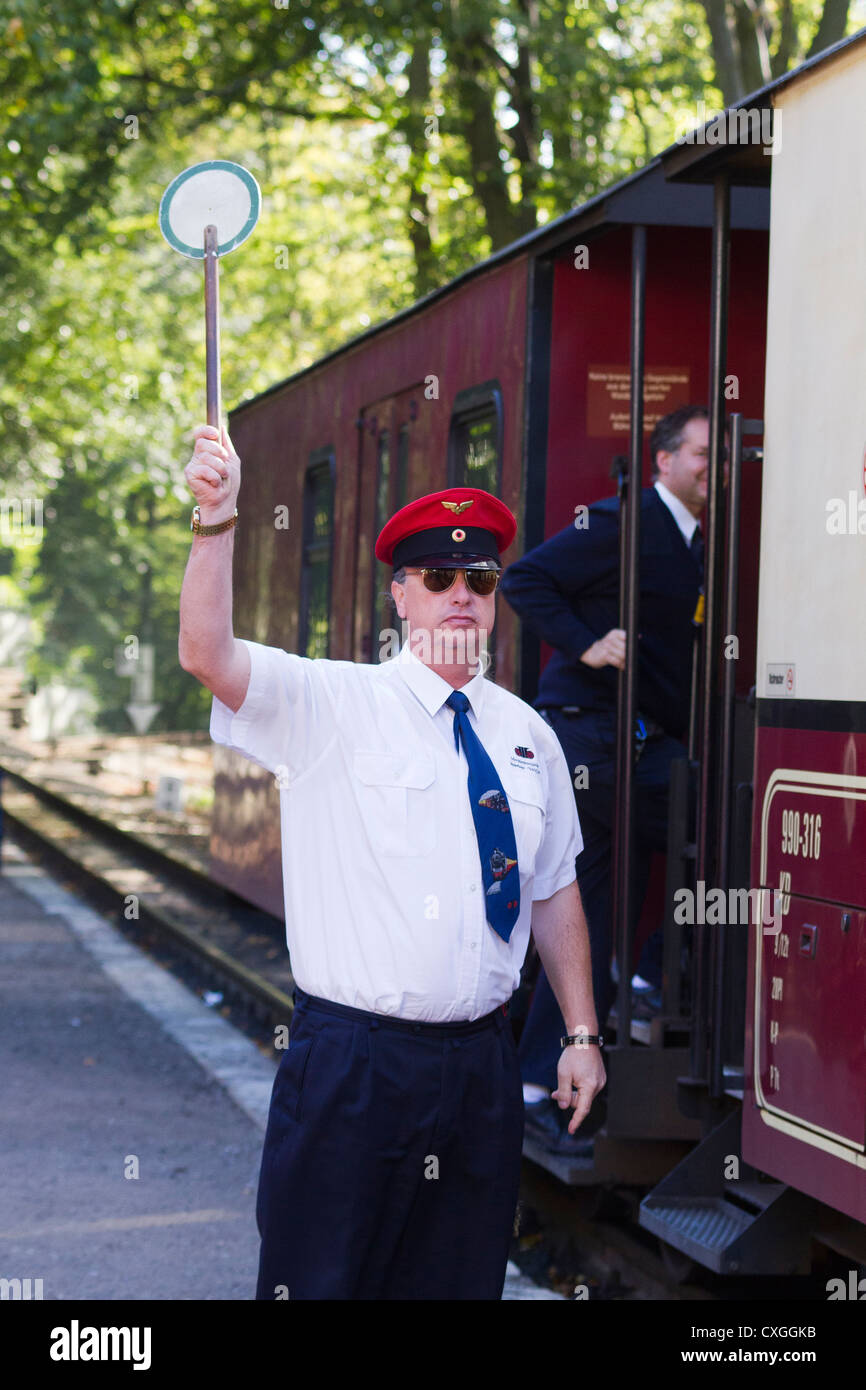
left=500, top=486, right=702, bottom=741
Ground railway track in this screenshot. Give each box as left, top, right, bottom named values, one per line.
left=0, top=761, right=294, bottom=1042
left=1, top=759, right=770, bottom=1302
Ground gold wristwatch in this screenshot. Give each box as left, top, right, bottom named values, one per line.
left=190, top=505, right=238, bottom=536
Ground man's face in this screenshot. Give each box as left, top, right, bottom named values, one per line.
left=656, top=416, right=712, bottom=517
left=391, top=568, right=497, bottom=670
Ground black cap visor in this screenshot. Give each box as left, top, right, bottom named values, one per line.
left=392, top=525, right=501, bottom=571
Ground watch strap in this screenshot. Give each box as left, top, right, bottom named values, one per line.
left=560, top=1032, right=604, bottom=1048
left=191, top=505, right=238, bottom=536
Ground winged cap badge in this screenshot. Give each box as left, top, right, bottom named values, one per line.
left=441, top=499, right=474, bottom=515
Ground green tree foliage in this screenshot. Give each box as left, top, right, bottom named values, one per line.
left=0, top=0, right=862, bottom=730
left=699, top=0, right=853, bottom=104
left=3, top=1, right=857, bottom=283
left=1, top=121, right=419, bottom=732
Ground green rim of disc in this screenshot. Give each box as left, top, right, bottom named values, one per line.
left=159, top=160, right=261, bottom=259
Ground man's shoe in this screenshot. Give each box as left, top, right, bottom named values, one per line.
left=631, top=979, right=663, bottom=1018
left=523, top=1097, right=594, bottom=1157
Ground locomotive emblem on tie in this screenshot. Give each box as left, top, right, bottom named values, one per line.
left=478, top=789, right=510, bottom=812
left=487, top=848, right=519, bottom=913
left=488, top=848, right=518, bottom=881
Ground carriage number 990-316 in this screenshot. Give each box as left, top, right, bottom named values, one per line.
left=780, top=809, right=822, bottom=859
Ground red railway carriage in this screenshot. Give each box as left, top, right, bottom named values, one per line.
left=212, top=253, right=529, bottom=912
left=210, top=26, right=866, bottom=1278
left=638, top=31, right=866, bottom=1271
left=739, top=39, right=866, bottom=1234
left=214, top=164, right=769, bottom=922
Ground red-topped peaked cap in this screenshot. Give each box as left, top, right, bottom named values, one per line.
left=375, top=487, right=518, bottom=570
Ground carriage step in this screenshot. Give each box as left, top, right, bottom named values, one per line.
left=639, top=1109, right=814, bottom=1274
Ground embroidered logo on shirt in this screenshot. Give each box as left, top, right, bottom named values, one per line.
left=514, top=746, right=535, bottom=759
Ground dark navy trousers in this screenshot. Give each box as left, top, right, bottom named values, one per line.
left=255, top=987, right=524, bottom=1300
left=518, top=707, right=686, bottom=1091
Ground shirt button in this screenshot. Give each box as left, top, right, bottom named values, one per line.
left=469, top=883, right=477, bottom=893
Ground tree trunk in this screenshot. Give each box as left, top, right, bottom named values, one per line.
left=399, top=38, right=438, bottom=298
left=701, top=0, right=746, bottom=104
left=705, top=0, right=853, bottom=105
left=806, top=0, right=852, bottom=58
left=732, top=0, right=772, bottom=95
left=508, top=0, right=540, bottom=233
left=449, top=37, right=528, bottom=248
left=444, top=0, right=529, bottom=249
left=770, top=0, right=797, bottom=78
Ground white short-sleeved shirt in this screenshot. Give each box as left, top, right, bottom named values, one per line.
left=210, top=640, right=582, bottom=1022
left=654, top=479, right=699, bottom=545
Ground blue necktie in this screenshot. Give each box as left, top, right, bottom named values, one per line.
left=446, top=690, right=520, bottom=942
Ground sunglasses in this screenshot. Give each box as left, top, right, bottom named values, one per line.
left=406, top=567, right=501, bottom=596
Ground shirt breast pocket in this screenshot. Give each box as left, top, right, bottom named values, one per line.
left=352, top=750, right=436, bottom=857
left=500, top=769, right=546, bottom=873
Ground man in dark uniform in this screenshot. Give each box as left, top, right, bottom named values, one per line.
left=500, top=405, right=708, bottom=1156
left=179, top=421, right=606, bottom=1297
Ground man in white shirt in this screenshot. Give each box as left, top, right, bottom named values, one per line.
left=179, top=423, right=606, bottom=1300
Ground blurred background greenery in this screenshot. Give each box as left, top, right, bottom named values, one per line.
left=1, top=0, right=860, bottom=731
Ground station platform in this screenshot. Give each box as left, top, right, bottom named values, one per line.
left=0, top=840, right=271, bottom=1300
left=0, top=841, right=558, bottom=1301
left=0, top=731, right=214, bottom=873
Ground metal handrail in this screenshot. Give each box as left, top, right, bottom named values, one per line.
left=690, top=171, right=731, bottom=1081
left=709, top=410, right=743, bottom=1097
left=612, top=224, right=646, bottom=1046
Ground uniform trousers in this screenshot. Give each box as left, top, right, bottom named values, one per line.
left=255, top=986, right=524, bottom=1300
left=519, top=707, right=686, bottom=1092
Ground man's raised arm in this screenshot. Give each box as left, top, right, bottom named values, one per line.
left=178, top=423, right=251, bottom=713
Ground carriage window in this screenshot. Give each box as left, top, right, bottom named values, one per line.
left=375, top=430, right=391, bottom=534
left=395, top=424, right=409, bottom=512
left=447, top=382, right=503, bottom=494
left=299, top=451, right=335, bottom=659
left=371, top=431, right=392, bottom=661
left=447, top=383, right=503, bottom=673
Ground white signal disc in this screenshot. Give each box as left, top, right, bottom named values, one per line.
left=159, top=160, right=261, bottom=259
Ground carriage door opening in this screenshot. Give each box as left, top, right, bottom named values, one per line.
left=353, top=385, right=430, bottom=664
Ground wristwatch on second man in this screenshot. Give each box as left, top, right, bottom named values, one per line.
left=561, top=1032, right=604, bottom=1048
